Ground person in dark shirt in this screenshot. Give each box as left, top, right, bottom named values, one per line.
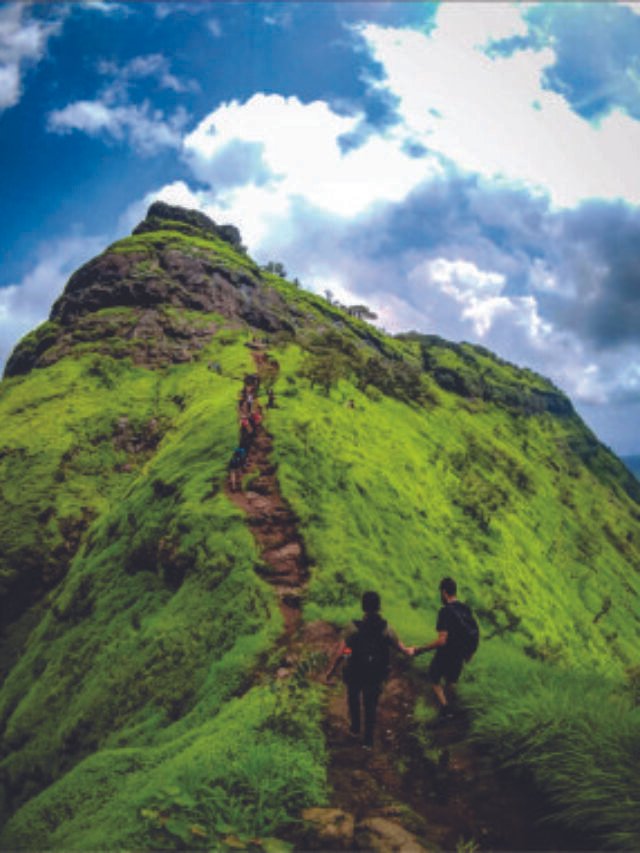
left=326, top=591, right=413, bottom=749
left=414, top=577, right=470, bottom=719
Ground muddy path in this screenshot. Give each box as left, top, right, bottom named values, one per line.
left=226, top=349, right=596, bottom=851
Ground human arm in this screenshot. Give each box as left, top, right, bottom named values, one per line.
left=325, top=639, right=348, bottom=681
left=414, top=631, right=448, bottom=656
left=387, top=626, right=417, bottom=657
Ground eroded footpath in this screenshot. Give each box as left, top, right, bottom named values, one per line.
left=226, top=348, right=595, bottom=852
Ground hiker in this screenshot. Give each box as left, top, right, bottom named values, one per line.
left=326, top=591, right=413, bottom=749
left=267, top=388, right=275, bottom=409
left=228, top=446, right=247, bottom=492
left=413, top=577, right=479, bottom=720
left=250, top=408, right=262, bottom=429
left=239, top=416, right=253, bottom=449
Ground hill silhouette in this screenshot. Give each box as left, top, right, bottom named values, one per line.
left=1, top=204, right=639, bottom=850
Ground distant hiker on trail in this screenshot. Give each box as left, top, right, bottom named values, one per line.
left=413, top=577, right=479, bottom=721
left=239, top=416, right=253, bottom=449
left=251, top=408, right=263, bottom=429
left=326, top=591, right=413, bottom=749
left=228, top=446, right=247, bottom=492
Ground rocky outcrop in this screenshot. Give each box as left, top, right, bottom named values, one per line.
left=132, top=201, right=244, bottom=251
left=4, top=205, right=298, bottom=377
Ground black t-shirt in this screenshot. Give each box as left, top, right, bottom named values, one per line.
left=435, top=601, right=470, bottom=658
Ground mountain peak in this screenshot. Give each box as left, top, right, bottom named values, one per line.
left=132, top=202, right=245, bottom=252
left=3, top=204, right=294, bottom=378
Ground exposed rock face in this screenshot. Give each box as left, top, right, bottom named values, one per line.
left=48, top=247, right=289, bottom=330
left=5, top=205, right=297, bottom=377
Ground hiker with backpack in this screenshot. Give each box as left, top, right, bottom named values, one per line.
left=228, top=446, right=247, bottom=492
left=326, top=591, right=414, bottom=749
left=413, top=577, right=479, bottom=720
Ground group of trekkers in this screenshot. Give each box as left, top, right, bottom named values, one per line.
left=327, top=578, right=479, bottom=750
left=228, top=373, right=276, bottom=492
left=227, top=367, right=478, bottom=751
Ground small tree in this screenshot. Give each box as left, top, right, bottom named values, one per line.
left=347, top=304, right=378, bottom=322
left=263, top=261, right=287, bottom=277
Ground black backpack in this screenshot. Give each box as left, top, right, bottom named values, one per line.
left=344, top=617, right=391, bottom=684
left=447, top=603, right=480, bottom=662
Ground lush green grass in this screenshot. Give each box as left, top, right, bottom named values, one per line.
left=0, top=330, right=329, bottom=848
left=461, top=644, right=640, bottom=848
left=107, top=228, right=260, bottom=276
left=2, top=226, right=640, bottom=847
left=266, top=342, right=640, bottom=846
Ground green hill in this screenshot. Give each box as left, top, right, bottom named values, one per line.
left=1, top=204, right=639, bottom=850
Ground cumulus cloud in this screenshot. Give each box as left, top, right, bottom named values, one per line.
left=0, top=4, right=63, bottom=112
left=47, top=99, right=188, bottom=153
left=182, top=93, right=440, bottom=246
left=357, top=4, right=640, bottom=207
left=0, top=235, right=105, bottom=370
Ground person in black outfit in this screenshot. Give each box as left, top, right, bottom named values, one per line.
left=326, top=591, right=413, bottom=749
left=414, top=577, right=470, bottom=719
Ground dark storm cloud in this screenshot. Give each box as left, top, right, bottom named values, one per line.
left=544, top=202, right=640, bottom=350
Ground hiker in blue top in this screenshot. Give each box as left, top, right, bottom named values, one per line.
left=413, top=577, right=479, bottom=720
left=326, top=591, right=413, bottom=749
left=228, top=446, right=247, bottom=492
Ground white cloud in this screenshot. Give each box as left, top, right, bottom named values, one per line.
left=358, top=5, right=640, bottom=207
left=98, top=53, right=197, bottom=94
left=47, top=99, right=188, bottom=153
left=0, top=4, right=63, bottom=111
left=118, top=180, right=205, bottom=233
left=0, top=235, right=105, bottom=371
left=406, top=256, right=547, bottom=339
left=78, top=1, right=131, bottom=16
left=182, top=93, right=440, bottom=247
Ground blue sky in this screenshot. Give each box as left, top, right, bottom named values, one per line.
left=1, top=1, right=640, bottom=456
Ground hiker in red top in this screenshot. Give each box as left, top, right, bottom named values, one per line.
left=326, top=591, right=413, bottom=749
left=251, top=408, right=262, bottom=428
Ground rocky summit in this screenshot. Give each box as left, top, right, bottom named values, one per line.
left=5, top=204, right=300, bottom=377
left=1, top=205, right=639, bottom=851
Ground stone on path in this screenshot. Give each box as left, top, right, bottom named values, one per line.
left=301, top=807, right=355, bottom=848
left=355, top=816, right=429, bottom=853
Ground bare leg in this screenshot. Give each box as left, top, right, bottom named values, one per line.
left=432, top=683, right=448, bottom=708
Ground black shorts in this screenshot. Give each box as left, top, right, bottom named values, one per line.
left=427, top=650, right=464, bottom=685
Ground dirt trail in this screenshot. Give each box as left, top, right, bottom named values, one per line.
left=226, top=348, right=310, bottom=639
left=225, top=349, right=594, bottom=851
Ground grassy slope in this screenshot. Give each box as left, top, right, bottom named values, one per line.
left=1, top=223, right=639, bottom=848
left=268, top=343, right=640, bottom=845
left=0, top=330, right=325, bottom=850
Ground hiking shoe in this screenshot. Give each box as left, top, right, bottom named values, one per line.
left=438, top=706, right=455, bottom=722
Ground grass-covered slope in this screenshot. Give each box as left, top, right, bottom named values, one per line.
left=266, top=343, right=640, bottom=847
left=1, top=204, right=639, bottom=848
left=0, top=331, right=326, bottom=849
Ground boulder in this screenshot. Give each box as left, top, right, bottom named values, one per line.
left=355, top=817, right=428, bottom=853
left=301, top=807, right=355, bottom=848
